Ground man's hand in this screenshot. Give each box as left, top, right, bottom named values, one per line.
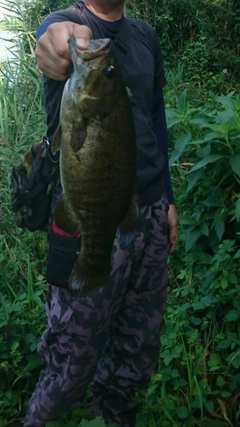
left=168, top=204, right=179, bottom=254
left=35, top=22, right=93, bottom=80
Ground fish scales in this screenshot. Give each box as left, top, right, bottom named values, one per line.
left=52, top=37, right=137, bottom=295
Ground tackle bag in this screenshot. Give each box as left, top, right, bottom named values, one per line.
left=10, top=137, right=59, bottom=232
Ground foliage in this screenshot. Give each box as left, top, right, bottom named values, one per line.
left=134, top=90, right=240, bottom=427
left=20, top=0, right=71, bottom=34
left=46, top=414, right=115, bottom=427
left=167, top=90, right=240, bottom=252
left=0, top=0, right=70, bottom=54
left=0, top=4, right=48, bottom=426
left=139, top=239, right=240, bottom=427
left=127, top=0, right=240, bottom=85
left=0, top=273, right=46, bottom=426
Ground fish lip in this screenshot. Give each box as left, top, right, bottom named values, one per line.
left=68, top=37, right=111, bottom=62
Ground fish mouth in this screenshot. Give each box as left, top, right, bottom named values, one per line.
left=69, top=37, right=111, bottom=62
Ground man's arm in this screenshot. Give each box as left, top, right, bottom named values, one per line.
left=153, top=90, right=179, bottom=253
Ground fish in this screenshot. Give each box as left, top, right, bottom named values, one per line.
left=51, top=37, right=137, bottom=295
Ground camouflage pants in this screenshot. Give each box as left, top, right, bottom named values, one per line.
left=24, top=196, right=169, bottom=427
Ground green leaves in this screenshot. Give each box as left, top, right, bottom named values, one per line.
left=235, top=199, right=240, bottom=221
left=46, top=417, right=110, bottom=427
left=229, top=153, right=240, bottom=177
left=167, top=90, right=240, bottom=255
left=163, top=89, right=240, bottom=427
left=175, top=406, right=189, bottom=420
left=226, top=351, right=240, bottom=369
left=79, top=418, right=110, bottom=427
left=225, top=310, right=239, bottom=322
left=190, top=154, right=225, bottom=172
left=169, top=133, right=192, bottom=165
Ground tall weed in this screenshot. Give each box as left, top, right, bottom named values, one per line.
left=0, top=3, right=47, bottom=425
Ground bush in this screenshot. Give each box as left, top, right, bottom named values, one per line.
left=127, top=0, right=240, bottom=83
left=167, top=90, right=240, bottom=252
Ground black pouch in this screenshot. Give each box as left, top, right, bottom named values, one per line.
left=46, top=231, right=81, bottom=288
left=10, top=137, right=59, bottom=232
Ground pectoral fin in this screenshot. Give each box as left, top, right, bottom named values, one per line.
left=54, top=194, right=79, bottom=235
left=70, top=119, right=87, bottom=153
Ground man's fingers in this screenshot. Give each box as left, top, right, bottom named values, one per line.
left=47, top=23, right=92, bottom=59
left=35, top=22, right=92, bottom=80
left=73, top=24, right=93, bottom=48
left=168, top=229, right=178, bottom=254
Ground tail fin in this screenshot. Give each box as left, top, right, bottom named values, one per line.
left=68, top=257, right=111, bottom=296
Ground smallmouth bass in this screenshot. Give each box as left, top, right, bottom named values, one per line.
left=52, top=37, right=137, bottom=295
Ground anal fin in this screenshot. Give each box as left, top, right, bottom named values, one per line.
left=69, top=257, right=111, bottom=296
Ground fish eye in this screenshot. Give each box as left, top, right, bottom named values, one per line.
left=105, top=66, right=114, bottom=78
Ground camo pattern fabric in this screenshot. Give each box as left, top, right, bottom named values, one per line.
left=11, top=142, right=46, bottom=224
left=24, top=195, right=169, bottom=427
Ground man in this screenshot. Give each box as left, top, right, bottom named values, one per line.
left=24, top=1, right=179, bottom=426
